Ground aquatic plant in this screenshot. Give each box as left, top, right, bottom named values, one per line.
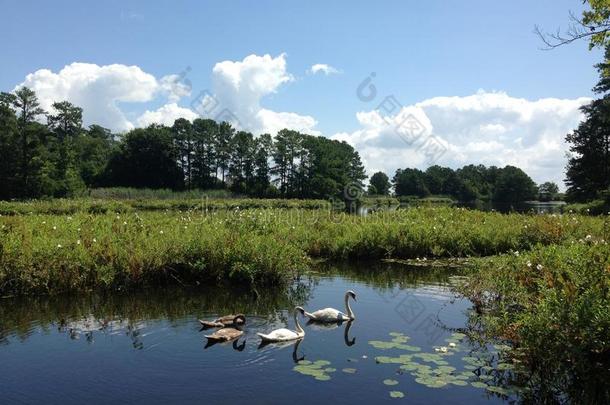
left=293, top=359, right=337, bottom=381
left=0, top=206, right=605, bottom=295
left=369, top=332, right=523, bottom=395
left=460, top=242, right=610, bottom=402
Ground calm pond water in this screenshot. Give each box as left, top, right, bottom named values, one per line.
left=0, top=263, right=520, bottom=404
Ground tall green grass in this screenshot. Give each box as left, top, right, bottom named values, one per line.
left=459, top=239, right=610, bottom=402
left=0, top=206, right=605, bottom=295
left=0, top=198, right=331, bottom=216
left=88, top=187, right=239, bottom=200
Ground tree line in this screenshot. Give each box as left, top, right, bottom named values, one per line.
left=0, top=87, right=366, bottom=200
left=367, top=164, right=553, bottom=203
left=0, top=87, right=564, bottom=204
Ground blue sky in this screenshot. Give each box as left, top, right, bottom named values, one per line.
left=1, top=0, right=603, bottom=186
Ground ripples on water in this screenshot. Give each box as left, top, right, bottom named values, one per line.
left=1, top=262, right=517, bottom=404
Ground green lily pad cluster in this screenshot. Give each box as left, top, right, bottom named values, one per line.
left=369, top=332, right=523, bottom=395
left=293, top=359, right=337, bottom=381
left=369, top=332, right=421, bottom=352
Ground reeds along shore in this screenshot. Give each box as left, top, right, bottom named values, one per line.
left=0, top=205, right=605, bottom=296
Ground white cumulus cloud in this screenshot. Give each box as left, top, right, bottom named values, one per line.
left=309, top=63, right=341, bottom=76
left=16, top=63, right=160, bottom=132
left=193, top=53, right=319, bottom=134
left=136, top=103, right=199, bottom=127
left=333, top=91, right=589, bottom=187
left=14, top=62, right=196, bottom=132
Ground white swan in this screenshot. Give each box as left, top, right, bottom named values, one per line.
left=257, top=306, right=305, bottom=342
left=304, top=290, right=356, bottom=322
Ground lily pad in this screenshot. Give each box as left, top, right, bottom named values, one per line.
left=399, top=363, right=419, bottom=371
left=471, top=381, right=488, bottom=389
left=293, top=359, right=336, bottom=381
left=342, top=368, right=357, bottom=374
left=383, top=379, right=399, bottom=386
left=450, top=380, right=468, bottom=386
left=389, top=391, right=405, bottom=398
left=424, top=380, right=448, bottom=388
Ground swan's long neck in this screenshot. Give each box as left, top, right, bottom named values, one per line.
left=294, top=310, right=304, bottom=335
left=345, top=293, right=354, bottom=319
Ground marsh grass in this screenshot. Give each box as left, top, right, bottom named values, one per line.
left=459, top=240, right=610, bottom=402
left=0, top=198, right=331, bottom=216
left=0, top=206, right=605, bottom=296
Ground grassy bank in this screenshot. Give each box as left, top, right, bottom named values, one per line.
left=564, top=199, right=610, bottom=215
left=459, top=240, right=610, bottom=401
left=0, top=206, right=605, bottom=295
left=0, top=197, right=331, bottom=216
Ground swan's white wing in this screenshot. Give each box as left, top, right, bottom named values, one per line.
left=258, top=328, right=299, bottom=342
left=307, top=308, right=348, bottom=322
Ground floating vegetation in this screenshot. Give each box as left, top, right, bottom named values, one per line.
left=369, top=332, right=421, bottom=351
left=369, top=331, right=523, bottom=396
left=293, top=359, right=337, bottom=381
left=342, top=368, right=357, bottom=374
left=389, top=391, right=405, bottom=398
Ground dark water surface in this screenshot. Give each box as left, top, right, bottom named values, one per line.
left=0, top=263, right=517, bottom=404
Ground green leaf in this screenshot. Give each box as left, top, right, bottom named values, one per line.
left=389, top=391, right=405, bottom=398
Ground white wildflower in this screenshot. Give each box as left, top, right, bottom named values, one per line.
left=527, top=261, right=532, bottom=268
left=57, top=244, right=62, bottom=248
left=77, top=239, right=81, bottom=245
left=536, top=264, right=543, bottom=271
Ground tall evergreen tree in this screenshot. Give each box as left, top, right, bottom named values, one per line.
left=565, top=47, right=610, bottom=202
left=47, top=101, right=84, bottom=196
left=253, top=133, right=273, bottom=196
left=0, top=93, right=19, bottom=199
left=12, top=87, right=45, bottom=196
left=172, top=118, right=194, bottom=189
left=192, top=118, right=218, bottom=189
left=216, top=121, right=234, bottom=186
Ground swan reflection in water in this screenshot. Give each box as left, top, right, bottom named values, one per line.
left=306, top=319, right=356, bottom=347
left=258, top=337, right=305, bottom=363
left=203, top=336, right=247, bottom=351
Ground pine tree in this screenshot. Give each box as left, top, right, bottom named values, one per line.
left=565, top=48, right=610, bottom=202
